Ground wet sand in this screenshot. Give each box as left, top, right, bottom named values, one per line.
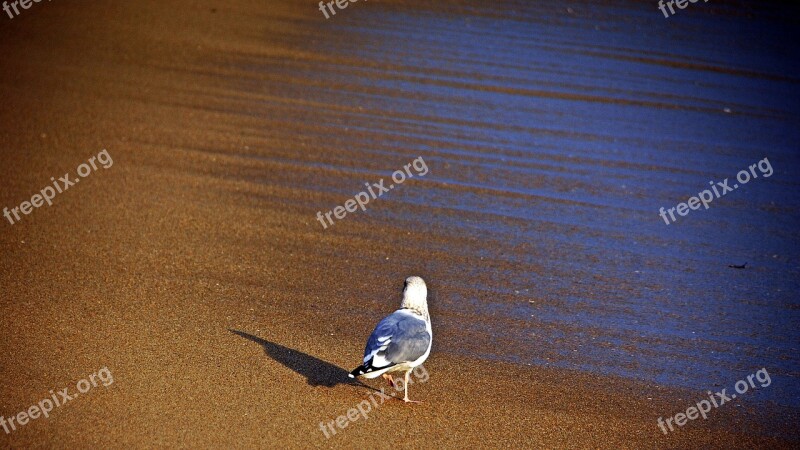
left=1, top=0, right=799, bottom=447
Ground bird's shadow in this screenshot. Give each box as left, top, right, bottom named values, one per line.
left=229, top=329, right=374, bottom=390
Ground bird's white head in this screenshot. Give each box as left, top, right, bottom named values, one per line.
left=400, top=276, right=429, bottom=319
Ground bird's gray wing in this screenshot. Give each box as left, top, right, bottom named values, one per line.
left=363, top=310, right=430, bottom=368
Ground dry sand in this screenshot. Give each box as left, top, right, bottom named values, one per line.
left=1, top=0, right=798, bottom=448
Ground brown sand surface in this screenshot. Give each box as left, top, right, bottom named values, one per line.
left=1, top=0, right=798, bottom=448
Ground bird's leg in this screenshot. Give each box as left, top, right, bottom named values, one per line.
left=382, top=373, right=395, bottom=388
left=403, top=370, right=421, bottom=403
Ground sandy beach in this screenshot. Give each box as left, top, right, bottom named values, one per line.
left=1, top=0, right=799, bottom=447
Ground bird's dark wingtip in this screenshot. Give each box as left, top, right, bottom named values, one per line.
left=349, top=365, right=367, bottom=378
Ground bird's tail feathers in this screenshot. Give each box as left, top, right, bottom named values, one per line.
left=349, top=365, right=368, bottom=378
left=349, top=362, right=392, bottom=379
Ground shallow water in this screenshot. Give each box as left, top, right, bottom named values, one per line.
left=205, top=0, right=800, bottom=406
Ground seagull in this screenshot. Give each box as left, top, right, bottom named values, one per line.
left=349, top=276, right=432, bottom=403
